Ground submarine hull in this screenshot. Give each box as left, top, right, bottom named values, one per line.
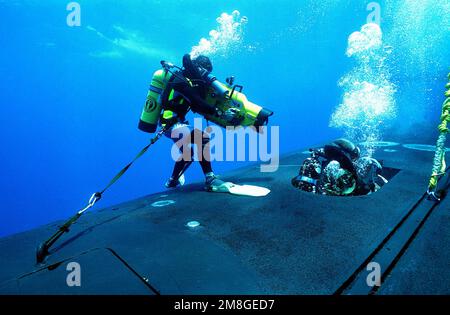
left=0, top=140, right=449, bottom=295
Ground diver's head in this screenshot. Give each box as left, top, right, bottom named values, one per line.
left=333, top=138, right=360, bottom=160
left=192, top=55, right=213, bottom=72
left=182, top=54, right=213, bottom=81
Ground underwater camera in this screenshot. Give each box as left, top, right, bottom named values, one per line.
left=203, top=75, right=274, bottom=129
left=185, top=54, right=273, bottom=129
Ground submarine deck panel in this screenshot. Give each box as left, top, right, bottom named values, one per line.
left=0, top=141, right=448, bottom=294
left=378, top=181, right=450, bottom=295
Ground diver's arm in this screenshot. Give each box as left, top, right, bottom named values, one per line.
left=172, top=81, right=217, bottom=115
left=185, top=91, right=217, bottom=115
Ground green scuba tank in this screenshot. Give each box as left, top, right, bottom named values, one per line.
left=203, top=80, right=273, bottom=128
left=138, top=69, right=171, bottom=133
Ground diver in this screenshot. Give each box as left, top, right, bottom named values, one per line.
left=292, top=139, right=384, bottom=196
left=139, top=54, right=239, bottom=192
left=292, top=139, right=360, bottom=196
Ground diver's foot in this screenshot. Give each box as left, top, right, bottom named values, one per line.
left=205, top=173, right=230, bottom=192
left=165, top=174, right=185, bottom=189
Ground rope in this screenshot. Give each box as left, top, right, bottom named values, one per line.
left=37, top=126, right=170, bottom=261
left=428, top=72, right=450, bottom=198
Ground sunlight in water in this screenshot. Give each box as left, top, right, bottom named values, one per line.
left=330, top=23, right=396, bottom=157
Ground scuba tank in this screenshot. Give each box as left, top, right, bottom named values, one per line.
left=138, top=68, right=172, bottom=133
left=321, top=161, right=356, bottom=196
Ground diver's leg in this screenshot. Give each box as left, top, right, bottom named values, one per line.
left=191, top=128, right=227, bottom=191
left=165, top=124, right=193, bottom=188
left=169, top=160, right=190, bottom=182
left=192, top=128, right=213, bottom=175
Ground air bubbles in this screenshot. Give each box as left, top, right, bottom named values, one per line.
left=346, top=23, right=382, bottom=58
left=330, top=23, right=396, bottom=157
left=232, top=10, right=240, bottom=17
left=383, top=45, right=394, bottom=54
left=190, top=10, right=247, bottom=58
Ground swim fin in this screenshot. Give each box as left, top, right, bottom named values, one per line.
left=206, top=181, right=271, bottom=197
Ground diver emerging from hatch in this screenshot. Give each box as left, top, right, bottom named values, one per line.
left=292, top=139, right=387, bottom=196
left=138, top=54, right=273, bottom=192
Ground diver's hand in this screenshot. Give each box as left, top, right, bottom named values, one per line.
left=221, top=108, right=240, bottom=122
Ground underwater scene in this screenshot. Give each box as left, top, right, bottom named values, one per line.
left=0, top=0, right=450, bottom=298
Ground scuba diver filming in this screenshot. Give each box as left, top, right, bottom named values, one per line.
left=34, top=53, right=273, bottom=264
left=292, top=139, right=386, bottom=196
left=138, top=53, right=273, bottom=192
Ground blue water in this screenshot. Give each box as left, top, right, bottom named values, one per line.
left=0, top=0, right=448, bottom=237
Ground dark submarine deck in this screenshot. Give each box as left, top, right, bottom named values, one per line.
left=0, top=141, right=449, bottom=295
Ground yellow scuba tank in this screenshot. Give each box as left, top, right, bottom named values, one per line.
left=203, top=79, right=273, bottom=128
left=138, top=69, right=171, bottom=133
